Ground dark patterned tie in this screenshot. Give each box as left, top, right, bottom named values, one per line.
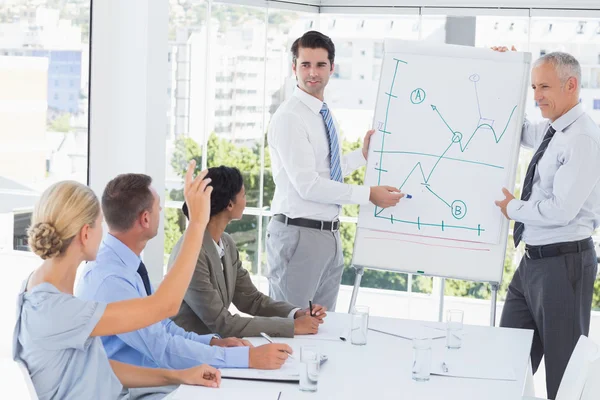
left=137, top=261, right=152, bottom=296
left=513, top=125, right=556, bottom=247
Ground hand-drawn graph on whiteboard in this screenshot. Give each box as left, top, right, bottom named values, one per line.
left=358, top=41, right=525, bottom=245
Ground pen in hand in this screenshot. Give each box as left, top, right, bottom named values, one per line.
left=309, top=300, right=313, bottom=317
left=260, top=332, right=295, bottom=359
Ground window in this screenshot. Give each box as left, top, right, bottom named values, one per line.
left=321, top=14, right=420, bottom=158
left=336, top=41, right=353, bottom=58
left=162, top=5, right=600, bottom=315
left=0, top=1, right=90, bottom=263
left=529, top=17, right=600, bottom=118
left=374, top=42, right=384, bottom=59
left=332, top=63, right=340, bottom=78
left=475, top=16, right=530, bottom=51
left=13, top=212, right=32, bottom=251
left=165, top=2, right=316, bottom=276
left=592, top=68, right=600, bottom=89
left=333, top=63, right=352, bottom=79
left=372, top=63, right=381, bottom=81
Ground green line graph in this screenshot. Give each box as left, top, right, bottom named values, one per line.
left=372, top=60, right=517, bottom=236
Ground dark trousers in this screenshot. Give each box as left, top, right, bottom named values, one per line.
left=500, top=243, right=597, bottom=399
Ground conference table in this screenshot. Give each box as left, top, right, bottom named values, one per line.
left=166, top=312, right=533, bottom=400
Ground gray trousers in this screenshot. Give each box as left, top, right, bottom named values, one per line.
left=499, top=244, right=597, bottom=400
left=266, top=219, right=344, bottom=311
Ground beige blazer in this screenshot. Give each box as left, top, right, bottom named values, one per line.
left=168, top=229, right=297, bottom=338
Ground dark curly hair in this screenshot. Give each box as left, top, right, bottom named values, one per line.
left=183, top=166, right=244, bottom=219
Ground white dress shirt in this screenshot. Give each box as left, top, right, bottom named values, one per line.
left=214, top=237, right=299, bottom=319
left=268, top=86, right=371, bottom=221
left=213, top=239, right=225, bottom=270
left=507, top=103, right=600, bottom=246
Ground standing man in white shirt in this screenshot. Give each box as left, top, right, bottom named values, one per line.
left=267, top=31, right=405, bottom=311
left=494, top=50, right=600, bottom=399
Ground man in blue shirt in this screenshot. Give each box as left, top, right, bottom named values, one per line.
left=76, top=173, right=293, bottom=371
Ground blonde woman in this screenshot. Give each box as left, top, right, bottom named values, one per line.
left=13, top=161, right=220, bottom=400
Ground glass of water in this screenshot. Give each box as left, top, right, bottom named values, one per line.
left=351, top=305, right=369, bottom=345
left=446, top=309, right=464, bottom=349
left=412, top=337, right=432, bottom=382
left=299, top=345, right=319, bottom=392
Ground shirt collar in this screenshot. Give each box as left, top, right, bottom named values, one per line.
left=551, top=103, right=584, bottom=133
left=293, top=85, right=324, bottom=115
left=213, top=239, right=225, bottom=258
left=102, top=233, right=142, bottom=273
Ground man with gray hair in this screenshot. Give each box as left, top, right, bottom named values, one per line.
left=494, top=48, right=600, bottom=399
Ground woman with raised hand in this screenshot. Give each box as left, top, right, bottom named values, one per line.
left=169, top=166, right=326, bottom=341
left=13, top=161, right=220, bottom=400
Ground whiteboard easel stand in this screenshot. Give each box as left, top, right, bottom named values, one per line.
left=490, top=282, right=500, bottom=326
left=438, top=277, right=445, bottom=323
left=346, top=40, right=530, bottom=330
left=348, top=265, right=500, bottom=327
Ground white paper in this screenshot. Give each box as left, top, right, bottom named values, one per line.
left=299, top=321, right=348, bottom=342
left=220, top=357, right=300, bottom=381
left=431, top=353, right=516, bottom=381
left=220, top=348, right=328, bottom=382
left=165, top=385, right=282, bottom=400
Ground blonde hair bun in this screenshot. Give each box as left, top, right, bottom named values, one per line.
left=27, top=181, right=100, bottom=260
left=27, top=222, right=64, bottom=260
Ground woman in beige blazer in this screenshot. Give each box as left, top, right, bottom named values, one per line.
left=168, top=166, right=326, bottom=338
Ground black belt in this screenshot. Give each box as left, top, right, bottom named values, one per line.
left=525, top=237, right=594, bottom=260
left=273, top=214, right=340, bottom=232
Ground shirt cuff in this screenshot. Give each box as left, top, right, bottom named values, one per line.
left=225, top=346, right=250, bottom=368
left=351, top=185, right=371, bottom=205
left=288, top=308, right=301, bottom=319
left=506, top=199, right=523, bottom=221
left=196, top=333, right=218, bottom=345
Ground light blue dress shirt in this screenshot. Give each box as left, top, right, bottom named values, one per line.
left=507, top=104, right=600, bottom=245
left=13, top=280, right=124, bottom=400
left=75, top=234, right=249, bottom=369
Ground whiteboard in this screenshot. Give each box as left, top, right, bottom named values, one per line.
left=352, top=40, right=531, bottom=284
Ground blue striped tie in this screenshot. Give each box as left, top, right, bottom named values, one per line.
left=512, top=125, right=556, bottom=247
left=320, top=103, right=343, bottom=183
